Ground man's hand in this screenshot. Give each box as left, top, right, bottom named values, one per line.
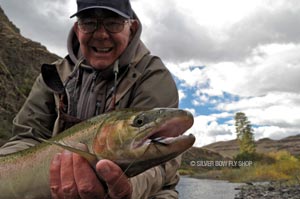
left=49, top=145, right=132, bottom=199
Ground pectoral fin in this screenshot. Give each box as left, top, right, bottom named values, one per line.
left=38, top=138, right=98, bottom=165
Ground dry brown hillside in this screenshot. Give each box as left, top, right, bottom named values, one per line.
left=0, top=6, right=60, bottom=143
left=203, top=134, right=300, bottom=158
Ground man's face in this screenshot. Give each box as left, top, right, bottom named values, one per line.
left=74, top=10, right=136, bottom=70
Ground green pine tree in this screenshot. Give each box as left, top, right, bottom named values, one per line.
left=235, top=112, right=256, bottom=154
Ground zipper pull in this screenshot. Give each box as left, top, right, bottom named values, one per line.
left=91, top=71, right=98, bottom=92
left=95, top=101, right=101, bottom=115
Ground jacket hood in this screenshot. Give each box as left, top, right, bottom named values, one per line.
left=66, top=11, right=149, bottom=74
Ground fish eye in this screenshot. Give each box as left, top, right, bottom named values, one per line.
left=136, top=119, right=144, bottom=125
left=133, top=115, right=148, bottom=127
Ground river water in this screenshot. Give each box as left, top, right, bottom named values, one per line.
left=177, top=176, right=243, bottom=199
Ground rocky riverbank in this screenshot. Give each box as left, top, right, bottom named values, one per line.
left=234, top=181, right=300, bottom=199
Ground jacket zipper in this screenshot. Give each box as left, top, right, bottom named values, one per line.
left=91, top=71, right=98, bottom=92
left=95, top=101, right=101, bottom=115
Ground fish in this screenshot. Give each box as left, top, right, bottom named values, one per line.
left=0, top=108, right=195, bottom=199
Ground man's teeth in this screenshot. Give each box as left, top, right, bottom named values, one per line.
left=93, top=47, right=111, bottom=52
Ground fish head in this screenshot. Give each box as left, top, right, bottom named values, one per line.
left=93, top=108, right=195, bottom=177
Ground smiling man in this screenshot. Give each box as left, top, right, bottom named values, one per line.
left=0, top=0, right=180, bottom=198
left=73, top=7, right=138, bottom=69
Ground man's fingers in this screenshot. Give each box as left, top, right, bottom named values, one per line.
left=60, top=150, right=80, bottom=199
left=96, top=160, right=132, bottom=199
left=73, top=144, right=105, bottom=199
left=49, top=153, right=63, bottom=199
left=50, top=146, right=108, bottom=199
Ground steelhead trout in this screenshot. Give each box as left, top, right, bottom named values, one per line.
left=0, top=108, right=195, bottom=199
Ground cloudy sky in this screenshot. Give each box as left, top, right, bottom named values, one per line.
left=1, top=0, right=300, bottom=146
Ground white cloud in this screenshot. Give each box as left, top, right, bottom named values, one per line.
left=210, top=112, right=233, bottom=119
left=178, top=89, right=186, bottom=101
left=217, top=92, right=300, bottom=111
left=192, top=100, right=200, bottom=106
left=187, top=114, right=236, bottom=146
left=199, top=88, right=224, bottom=97
left=187, top=115, right=218, bottom=146
left=167, top=62, right=208, bottom=88
left=184, top=108, right=196, bottom=116
left=216, top=92, right=300, bottom=127
left=254, top=125, right=300, bottom=140
left=202, top=43, right=300, bottom=97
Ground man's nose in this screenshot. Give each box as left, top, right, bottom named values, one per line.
left=93, top=24, right=110, bottom=38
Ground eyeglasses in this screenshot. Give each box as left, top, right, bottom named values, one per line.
left=77, top=18, right=130, bottom=34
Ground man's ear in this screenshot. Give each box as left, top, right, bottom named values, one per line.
left=130, top=20, right=139, bottom=37
left=73, top=22, right=80, bottom=37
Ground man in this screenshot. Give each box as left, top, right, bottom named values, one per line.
left=0, top=0, right=180, bottom=198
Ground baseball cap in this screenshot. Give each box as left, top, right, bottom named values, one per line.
left=70, top=0, right=133, bottom=19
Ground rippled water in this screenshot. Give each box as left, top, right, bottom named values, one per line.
left=177, top=176, right=243, bottom=199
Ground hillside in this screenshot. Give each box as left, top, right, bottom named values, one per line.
left=180, top=146, right=227, bottom=174
left=181, top=146, right=225, bottom=166
left=202, top=134, right=300, bottom=158
left=0, top=6, right=60, bottom=142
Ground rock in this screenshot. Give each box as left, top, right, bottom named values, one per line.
left=268, top=186, right=275, bottom=191
left=235, top=182, right=300, bottom=199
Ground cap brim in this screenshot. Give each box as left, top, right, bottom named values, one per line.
left=70, top=6, right=130, bottom=18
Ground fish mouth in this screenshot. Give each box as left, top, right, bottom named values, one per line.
left=115, top=108, right=195, bottom=177
left=144, top=134, right=195, bottom=146
left=133, top=115, right=194, bottom=149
